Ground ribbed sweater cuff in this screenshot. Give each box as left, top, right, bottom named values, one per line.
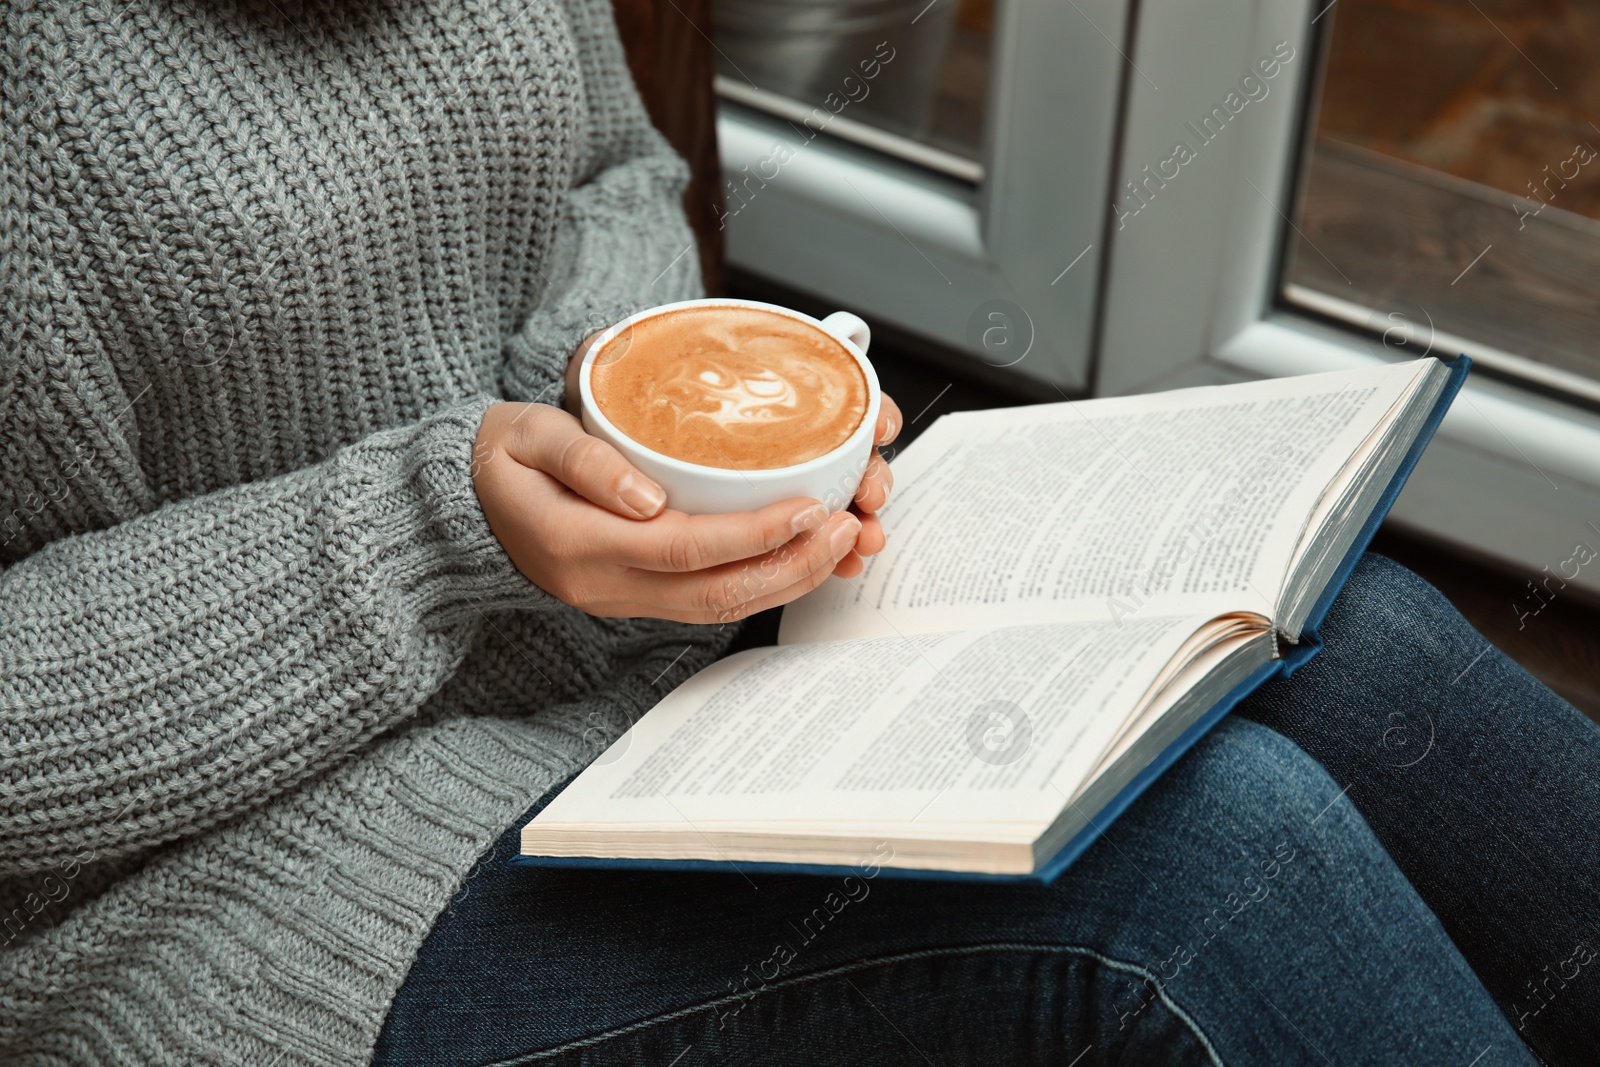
left=500, top=298, right=640, bottom=409
left=362, top=394, right=563, bottom=621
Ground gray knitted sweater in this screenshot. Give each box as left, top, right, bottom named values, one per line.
left=1, top=2, right=730, bottom=1062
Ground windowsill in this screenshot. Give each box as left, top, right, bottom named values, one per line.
left=1216, top=316, right=1600, bottom=491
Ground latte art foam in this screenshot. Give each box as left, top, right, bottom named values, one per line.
left=590, top=306, right=869, bottom=470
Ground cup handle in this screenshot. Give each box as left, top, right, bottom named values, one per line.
left=820, top=311, right=871, bottom=355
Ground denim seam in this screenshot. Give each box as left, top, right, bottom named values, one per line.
left=482, top=941, right=1227, bottom=1067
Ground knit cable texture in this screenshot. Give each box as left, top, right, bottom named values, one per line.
left=0, top=1, right=729, bottom=1062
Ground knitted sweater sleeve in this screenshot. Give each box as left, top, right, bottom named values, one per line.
left=0, top=0, right=699, bottom=879
left=499, top=0, right=704, bottom=405
left=0, top=380, right=562, bottom=877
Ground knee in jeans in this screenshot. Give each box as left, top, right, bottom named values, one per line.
left=1173, top=720, right=1403, bottom=885
left=1317, top=552, right=1466, bottom=666
left=1354, top=552, right=1450, bottom=609
left=1173, top=718, right=1343, bottom=831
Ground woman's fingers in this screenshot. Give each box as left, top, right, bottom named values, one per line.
left=486, top=403, right=667, bottom=519
left=852, top=511, right=885, bottom=556
left=851, top=394, right=900, bottom=513
left=876, top=394, right=903, bottom=446
left=487, top=397, right=901, bottom=530
left=853, top=449, right=893, bottom=513
left=718, top=529, right=859, bottom=618
left=477, top=397, right=900, bottom=622
left=625, top=510, right=861, bottom=622
left=702, top=511, right=858, bottom=622
left=829, top=510, right=883, bottom=578
left=599, top=497, right=829, bottom=573
left=833, top=551, right=865, bottom=579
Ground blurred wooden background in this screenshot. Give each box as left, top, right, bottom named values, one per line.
left=612, top=0, right=726, bottom=294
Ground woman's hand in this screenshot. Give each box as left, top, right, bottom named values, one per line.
left=563, top=331, right=902, bottom=580
left=473, top=402, right=871, bottom=623
left=837, top=394, right=901, bottom=579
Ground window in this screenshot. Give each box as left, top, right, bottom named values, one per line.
left=711, top=0, right=1130, bottom=391
left=715, top=0, right=1600, bottom=590
left=1095, top=0, right=1600, bottom=595
left=712, top=0, right=992, bottom=180
left=1284, top=0, right=1600, bottom=404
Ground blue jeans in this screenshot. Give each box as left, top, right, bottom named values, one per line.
left=374, top=556, right=1600, bottom=1065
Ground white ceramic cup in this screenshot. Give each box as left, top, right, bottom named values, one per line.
left=577, top=298, right=881, bottom=516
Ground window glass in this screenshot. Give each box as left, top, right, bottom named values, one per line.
left=712, top=0, right=994, bottom=178
left=1284, top=0, right=1600, bottom=391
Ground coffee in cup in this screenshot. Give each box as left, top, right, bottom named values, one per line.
left=588, top=305, right=869, bottom=471
left=578, top=299, right=881, bottom=516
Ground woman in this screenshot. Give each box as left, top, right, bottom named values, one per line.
left=2, top=2, right=1595, bottom=1064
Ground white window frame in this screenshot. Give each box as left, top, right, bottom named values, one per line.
left=714, top=0, right=1132, bottom=393
left=1096, top=0, right=1600, bottom=596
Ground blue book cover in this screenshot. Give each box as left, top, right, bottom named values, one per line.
left=514, top=355, right=1470, bottom=884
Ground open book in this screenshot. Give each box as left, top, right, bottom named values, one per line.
left=517, top=355, right=1468, bottom=881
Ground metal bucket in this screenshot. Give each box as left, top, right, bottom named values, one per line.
left=713, top=0, right=959, bottom=137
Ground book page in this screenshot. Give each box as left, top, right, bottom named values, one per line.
left=780, top=361, right=1427, bottom=644
left=525, top=614, right=1212, bottom=845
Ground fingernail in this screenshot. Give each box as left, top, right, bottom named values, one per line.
left=617, top=473, right=666, bottom=517
left=885, top=413, right=898, bottom=441
left=829, top=515, right=861, bottom=558
left=790, top=502, right=829, bottom=535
